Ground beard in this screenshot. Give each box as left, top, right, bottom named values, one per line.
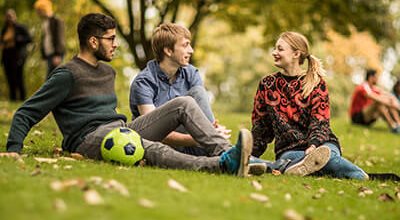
left=94, top=45, right=112, bottom=62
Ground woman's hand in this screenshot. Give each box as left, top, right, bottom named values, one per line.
left=305, top=145, right=316, bottom=155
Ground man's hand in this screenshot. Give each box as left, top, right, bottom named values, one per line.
left=213, top=120, right=231, bottom=140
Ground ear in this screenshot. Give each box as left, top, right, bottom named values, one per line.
left=163, top=47, right=173, bottom=57
left=293, top=50, right=301, bottom=59
left=88, top=36, right=98, bottom=50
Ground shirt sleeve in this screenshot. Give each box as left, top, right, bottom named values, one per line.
left=129, top=77, right=156, bottom=108
left=251, top=79, right=274, bottom=157
left=189, top=68, right=203, bottom=87
left=307, top=80, right=333, bottom=148
left=6, top=70, right=73, bottom=152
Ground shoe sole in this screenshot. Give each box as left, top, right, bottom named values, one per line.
left=284, top=145, right=331, bottom=176
left=249, top=163, right=267, bottom=176
left=237, top=129, right=253, bottom=177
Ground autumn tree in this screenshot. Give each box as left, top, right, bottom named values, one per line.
left=90, top=0, right=397, bottom=70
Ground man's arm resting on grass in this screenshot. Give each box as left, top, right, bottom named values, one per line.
left=137, top=104, right=198, bottom=147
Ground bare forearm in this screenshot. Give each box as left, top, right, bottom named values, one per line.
left=162, top=131, right=198, bottom=147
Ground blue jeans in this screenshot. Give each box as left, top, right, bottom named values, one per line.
left=279, top=142, right=368, bottom=180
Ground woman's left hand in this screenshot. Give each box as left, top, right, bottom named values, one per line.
left=305, top=145, right=316, bottom=155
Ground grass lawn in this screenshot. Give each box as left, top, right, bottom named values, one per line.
left=0, top=100, right=399, bottom=220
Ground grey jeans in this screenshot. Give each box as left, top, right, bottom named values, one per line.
left=75, top=96, right=230, bottom=173
left=174, top=86, right=217, bottom=156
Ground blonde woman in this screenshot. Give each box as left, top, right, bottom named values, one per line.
left=251, top=31, right=369, bottom=180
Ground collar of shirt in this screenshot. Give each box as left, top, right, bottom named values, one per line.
left=151, top=60, right=183, bottom=83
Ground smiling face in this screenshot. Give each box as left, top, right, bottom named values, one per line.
left=94, top=29, right=118, bottom=62
left=271, top=38, right=298, bottom=70
left=167, top=37, right=193, bottom=67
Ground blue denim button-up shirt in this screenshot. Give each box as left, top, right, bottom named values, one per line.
left=129, top=59, right=202, bottom=119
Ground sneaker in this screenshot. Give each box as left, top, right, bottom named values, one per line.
left=391, top=126, right=400, bottom=134
left=249, top=162, right=267, bottom=176
left=219, top=129, right=252, bottom=177
left=248, top=156, right=270, bottom=175
left=284, top=145, right=331, bottom=176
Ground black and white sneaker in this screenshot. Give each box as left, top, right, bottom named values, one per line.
left=284, top=146, right=331, bottom=176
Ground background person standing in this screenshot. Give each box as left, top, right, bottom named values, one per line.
left=34, top=0, right=65, bottom=78
left=0, top=9, right=32, bottom=101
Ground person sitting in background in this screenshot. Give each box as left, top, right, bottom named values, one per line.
left=349, top=69, right=400, bottom=133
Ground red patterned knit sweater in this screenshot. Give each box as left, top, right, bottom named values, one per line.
left=251, top=72, right=340, bottom=158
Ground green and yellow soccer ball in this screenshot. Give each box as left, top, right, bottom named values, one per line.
left=101, top=127, right=144, bottom=166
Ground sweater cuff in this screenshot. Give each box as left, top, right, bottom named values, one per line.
left=6, top=144, right=22, bottom=153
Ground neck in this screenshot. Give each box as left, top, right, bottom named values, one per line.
left=282, top=65, right=303, bottom=77
left=77, top=50, right=98, bottom=67
left=159, top=59, right=179, bottom=79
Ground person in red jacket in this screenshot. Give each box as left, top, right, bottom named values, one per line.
left=349, top=69, right=400, bottom=133
left=251, top=31, right=369, bottom=180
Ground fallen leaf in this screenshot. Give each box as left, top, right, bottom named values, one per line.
left=63, top=165, right=73, bottom=170
left=318, top=188, right=327, bottom=194
left=138, top=198, right=155, bottom=208
left=103, top=179, right=130, bottom=197
left=312, top=193, right=322, bottom=199
left=59, top=157, right=76, bottom=161
left=53, top=148, right=62, bottom=157
left=84, top=189, right=104, bottom=205
left=358, top=186, right=373, bottom=195
left=34, top=157, right=58, bottom=164
left=50, top=179, right=87, bottom=191
left=283, top=209, right=305, bottom=220
left=284, top=193, right=292, bottom=201
left=250, top=193, right=269, bottom=203
left=168, top=178, right=188, bottom=192
left=53, top=198, right=67, bottom=212
left=138, top=159, right=146, bottom=167
left=70, top=153, right=84, bottom=160
left=395, top=191, right=400, bottom=200
left=30, top=165, right=41, bottom=176
left=338, top=190, right=345, bottom=195
left=89, top=176, right=103, bottom=185
left=378, top=183, right=388, bottom=188
left=251, top=180, right=263, bottom=191
left=303, top=183, right=312, bottom=190
left=378, top=193, right=394, bottom=202
left=272, top=170, right=282, bottom=176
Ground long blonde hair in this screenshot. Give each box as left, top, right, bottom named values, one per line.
left=279, top=31, right=326, bottom=98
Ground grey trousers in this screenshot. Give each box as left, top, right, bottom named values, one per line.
left=174, top=86, right=217, bottom=156
left=75, top=96, right=230, bottom=173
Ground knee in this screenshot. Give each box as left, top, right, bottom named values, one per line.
left=173, top=96, right=196, bottom=107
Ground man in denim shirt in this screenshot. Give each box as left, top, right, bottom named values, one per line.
left=130, top=23, right=230, bottom=156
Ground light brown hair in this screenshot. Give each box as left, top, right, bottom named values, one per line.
left=34, top=0, right=53, bottom=15
left=151, top=23, right=191, bottom=61
left=279, top=31, right=326, bottom=98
